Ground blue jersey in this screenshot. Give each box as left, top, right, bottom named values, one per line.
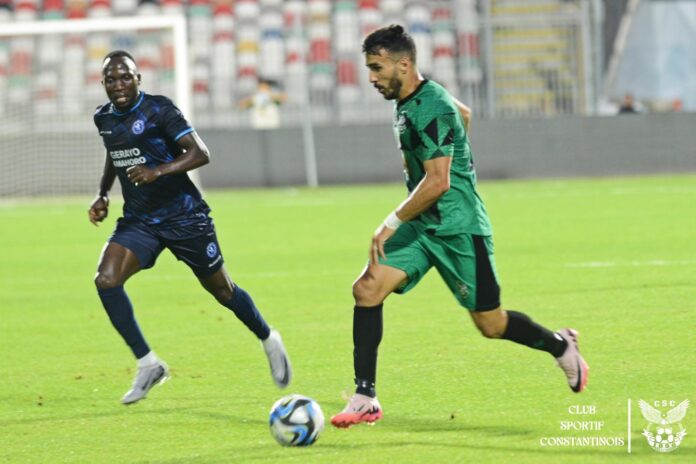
left=94, top=92, right=210, bottom=239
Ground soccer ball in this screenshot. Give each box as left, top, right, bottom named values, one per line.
left=269, top=394, right=324, bottom=446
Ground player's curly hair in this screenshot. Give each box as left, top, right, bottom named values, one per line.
left=362, top=24, right=416, bottom=63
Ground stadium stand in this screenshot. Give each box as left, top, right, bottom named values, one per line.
left=489, top=0, right=583, bottom=116
left=0, top=0, right=591, bottom=127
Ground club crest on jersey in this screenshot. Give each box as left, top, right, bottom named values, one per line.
left=132, top=120, right=145, bottom=135
left=396, top=113, right=407, bottom=134
left=206, top=242, right=218, bottom=258
left=639, top=399, right=690, bottom=453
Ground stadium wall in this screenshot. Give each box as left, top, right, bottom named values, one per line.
left=197, top=113, right=696, bottom=188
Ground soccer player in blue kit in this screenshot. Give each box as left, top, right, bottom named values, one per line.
left=88, top=51, right=292, bottom=404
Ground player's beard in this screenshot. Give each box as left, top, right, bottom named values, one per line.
left=377, top=74, right=402, bottom=101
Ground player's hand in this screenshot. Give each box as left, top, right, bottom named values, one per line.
left=370, top=223, right=396, bottom=264
left=127, top=165, right=162, bottom=186
left=88, top=195, right=109, bottom=226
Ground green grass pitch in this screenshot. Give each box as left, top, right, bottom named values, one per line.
left=1, top=175, right=694, bottom=463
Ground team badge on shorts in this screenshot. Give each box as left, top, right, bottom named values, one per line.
left=456, top=281, right=470, bottom=299
left=206, top=242, right=218, bottom=258
left=132, top=120, right=145, bottom=134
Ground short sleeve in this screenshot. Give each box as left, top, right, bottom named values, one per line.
left=93, top=105, right=103, bottom=133
left=417, top=112, right=456, bottom=161
left=159, top=99, right=194, bottom=142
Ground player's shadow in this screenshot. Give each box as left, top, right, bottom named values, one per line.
left=318, top=416, right=662, bottom=458
left=388, top=414, right=534, bottom=436
left=0, top=407, right=129, bottom=427
left=124, top=405, right=268, bottom=427
left=181, top=410, right=268, bottom=426
left=0, top=400, right=267, bottom=428
left=319, top=440, right=658, bottom=458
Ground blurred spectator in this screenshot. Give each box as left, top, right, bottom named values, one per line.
left=618, top=93, right=638, bottom=114
left=238, top=78, right=287, bottom=129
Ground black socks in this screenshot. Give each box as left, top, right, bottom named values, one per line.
left=502, top=310, right=567, bottom=357
left=353, top=304, right=383, bottom=397
left=352, top=305, right=566, bottom=399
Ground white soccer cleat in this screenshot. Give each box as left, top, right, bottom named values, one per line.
left=262, top=329, right=292, bottom=388
left=121, top=360, right=170, bottom=405
left=331, top=393, right=383, bottom=428
left=555, top=328, right=589, bottom=393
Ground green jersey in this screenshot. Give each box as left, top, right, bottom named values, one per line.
left=393, top=80, right=492, bottom=236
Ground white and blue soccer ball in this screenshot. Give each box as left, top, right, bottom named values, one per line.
left=269, top=394, right=324, bottom=446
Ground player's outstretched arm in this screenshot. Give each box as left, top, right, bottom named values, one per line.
left=393, top=157, right=451, bottom=222
left=126, top=132, right=210, bottom=186
left=89, top=152, right=115, bottom=225
left=371, top=157, right=451, bottom=262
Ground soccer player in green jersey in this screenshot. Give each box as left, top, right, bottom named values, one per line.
left=331, top=25, right=589, bottom=429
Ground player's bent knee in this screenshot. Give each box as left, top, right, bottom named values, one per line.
left=475, top=323, right=504, bottom=339
left=352, top=278, right=383, bottom=306
left=212, top=287, right=234, bottom=304
left=471, top=308, right=507, bottom=339
left=198, top=270, right=234, bottom=303
left=473, top=317, right=507, bottom=338
left=200, top=281, right=232, bottom=303
left=94, top=272, right=123, bottom=290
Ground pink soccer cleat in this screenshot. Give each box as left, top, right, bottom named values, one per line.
left=331, top=393, right=383, bottom=428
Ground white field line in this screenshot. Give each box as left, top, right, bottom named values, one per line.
left=565, top=260, right=696, bottom=268
left=495, top=185, right=696, bottom=200
left=140, top=269, right=355, bottom=280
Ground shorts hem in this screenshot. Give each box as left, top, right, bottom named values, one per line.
left=377, top=261, right=416, bottom=294
left=193, top=259, right=224, bottom=278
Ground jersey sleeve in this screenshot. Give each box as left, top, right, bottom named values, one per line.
left=158, top=98, right=194, bottom=142
left=93, top=106, right=103, bottom=133
left=416, top=111, right=456, bottom=161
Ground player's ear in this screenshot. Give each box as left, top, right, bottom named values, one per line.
left=136, top=73, right=142, bottom=85
left=397, top=55, right=410, bottom=74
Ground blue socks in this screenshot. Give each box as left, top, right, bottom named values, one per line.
left=97, top=286, right=150, bottom=358
left=224, top=286, right=271, bottom=340
left=98, top=285, right=270, bottom=360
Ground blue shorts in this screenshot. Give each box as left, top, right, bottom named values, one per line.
left=108, top=217, right=224, bottom=277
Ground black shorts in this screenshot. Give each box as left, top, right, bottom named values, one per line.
left=109, top=217, right=224, bottom=277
